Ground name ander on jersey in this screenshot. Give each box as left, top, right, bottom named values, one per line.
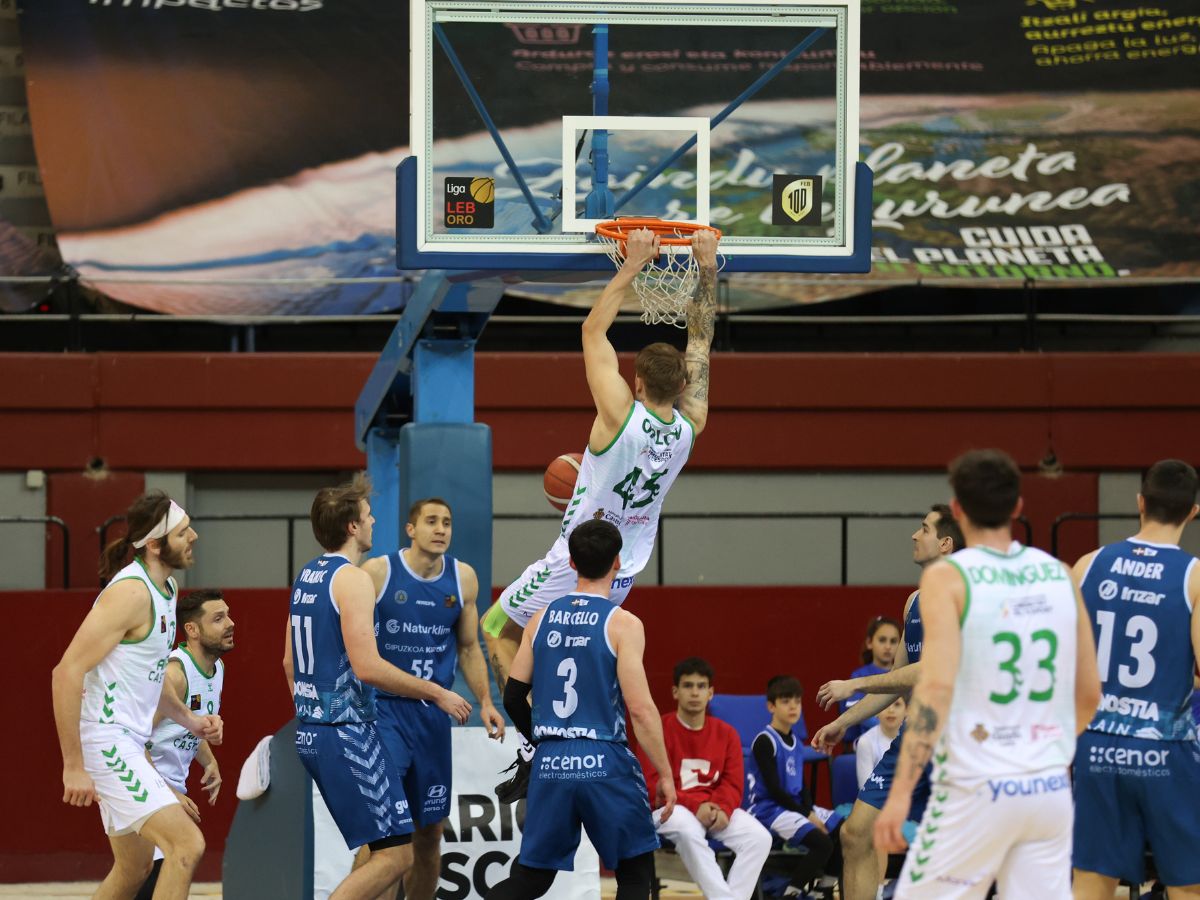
left=1086, top=543, right=1193, bottom=738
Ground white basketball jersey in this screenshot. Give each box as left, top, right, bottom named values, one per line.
left=938, top=543, right=1079, bottom=781
left=147, top=648, right=225, bottom=791
left=554, top=401, right=695, bottom=579
left=80, top=559, right=177, bottom=746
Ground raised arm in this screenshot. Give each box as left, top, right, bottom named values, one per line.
left=583, top=229, right=658, bottom=450
left=677, top=229, right=718, bottom=435
left=337, top=565, right=472, bottom=724
left=455, top=562, right=505, bottom=739
left=875, top=562, right=964, bottom=851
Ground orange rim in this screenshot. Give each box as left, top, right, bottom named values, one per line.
left=594, top=218, right=722, bottom=246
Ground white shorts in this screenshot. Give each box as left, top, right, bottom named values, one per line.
left=82, top=731, right=178, bottom=837
left=767, top=805, right=838, bottom=841
left=490, top=544, right=635, bottom=632
left=894, top=767, right=1072, bottom=900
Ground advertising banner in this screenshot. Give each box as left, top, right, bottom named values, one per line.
left=18, top=0, right=1200, bottom=313
left=312, top=727, right=600, bottom=899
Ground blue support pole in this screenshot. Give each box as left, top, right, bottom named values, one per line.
left=615, top=28, right=827, bottom=214
left=356, top=271, right=506, bottom=624
left=584, top=24, right=615, bottom=219
left=365, top=428, right=403, bottom=555
left=433, top=24, right=553, bottom=234
left=412, top=338, right=475, bottom=424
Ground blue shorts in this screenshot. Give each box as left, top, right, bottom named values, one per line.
left=857, top=724, right=931, bottom=822
left=520, top=739, right=660, bottom=871
left=295, top=721, right=414, bottom=850
left=1073, top=731, right=1200, bottom=886
left=376, top=697, right=453, bottom=827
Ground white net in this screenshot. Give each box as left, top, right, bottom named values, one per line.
left=596, top=235, right=700, bottom=328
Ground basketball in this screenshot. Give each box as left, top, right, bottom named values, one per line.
left=543, top=452, right=583, bottom=511
left=470, top=177, right=494, bottom=204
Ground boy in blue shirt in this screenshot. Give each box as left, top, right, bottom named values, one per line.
left=748, top=676, right=843, bottom=898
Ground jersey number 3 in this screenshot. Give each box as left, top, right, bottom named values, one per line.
left=553, top=657, right=579, bottom=718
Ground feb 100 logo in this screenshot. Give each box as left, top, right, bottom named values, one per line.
left=772, top=174, right=822, bottom=227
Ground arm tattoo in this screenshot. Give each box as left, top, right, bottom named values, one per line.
left=899, top=698, right=940, bottom=778
left=682, top=266, right=716, bottom=408
left=687, top=267, right=717, bottom=351
left=685, top=356, right=710, bottom=402
left=913, top=702, right=939, bottom=735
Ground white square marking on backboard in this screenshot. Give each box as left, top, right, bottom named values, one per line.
left=561, top=115, right=711, bottom=234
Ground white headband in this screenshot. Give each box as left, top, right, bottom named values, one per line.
left=133, top=500, right=188, bottom=549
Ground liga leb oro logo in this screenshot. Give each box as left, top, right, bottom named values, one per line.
left=189, top=693, right=203, bottom=711
left=771, top=174, right=822, bottom=227
left=445, top=594, right=457, bottom=607
left=444, top=177, right=494, bottom=229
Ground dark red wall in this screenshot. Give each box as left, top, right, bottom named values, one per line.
left=46, top=471, right=145, bottom=590
left=8, top=584, right=902, bottom=882
left=2, top=352, right=1199, bottom=471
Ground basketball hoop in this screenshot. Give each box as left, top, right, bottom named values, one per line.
left=594, top=218, right=723, bottom=328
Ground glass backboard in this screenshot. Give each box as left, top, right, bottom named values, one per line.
left=399, top=0, right=868, bottom=272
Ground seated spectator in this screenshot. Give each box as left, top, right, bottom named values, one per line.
left=748, top=676, right=843, bottom=900
left=638, top=657, right=772, bottom=900
left=855, top=696, right=905, bottom=790
left=842, top=616, right=901, bottom=747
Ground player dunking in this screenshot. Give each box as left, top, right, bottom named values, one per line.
left=52, top=491, right=222, bottom=900
left=137, top=589, right=234, bottom=900
left=810, top=505, right=962, bottom=900
left=482, top=227, right=718, bottom=799
left=485, top=519, right=676, bottom=900
left=1072, top=460, right=1200, bottom=899
left=875, top=450, right=1101, bottom=898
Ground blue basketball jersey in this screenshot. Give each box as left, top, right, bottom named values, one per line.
left=375, top=551, right=463, bottom=693
left=904, top=591, right=924, bottom=664
left=531, top=594, right=626, bottom=742
left=290, top=554, right=376, bottom=725
left=746, top=726, right=805, bottom=820
left=1080, top=539, right=1198, bottom=741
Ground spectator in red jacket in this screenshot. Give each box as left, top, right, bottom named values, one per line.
left=639, top=658, right=772, bottom=900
